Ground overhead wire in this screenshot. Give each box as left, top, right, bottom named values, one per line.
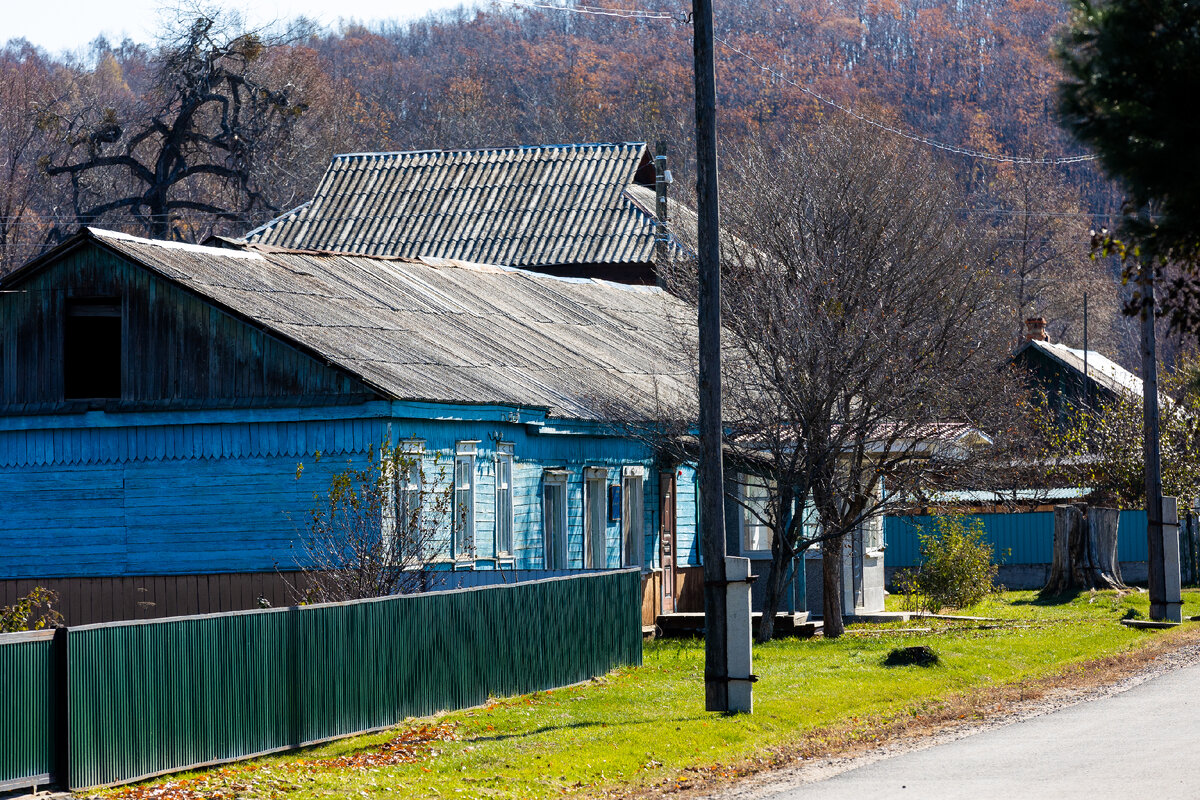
left=495, top=0, right=1097, bottom=167
left=491, top=0, right=677, bottom=19
left=4, top=0, right=1102, bottom=253
left=713, top=35, right=1095, bottom=166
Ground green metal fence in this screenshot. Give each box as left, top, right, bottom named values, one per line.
left=0, top=569, right=642, bottom=791
left=0, top=629, right=58, bottom=792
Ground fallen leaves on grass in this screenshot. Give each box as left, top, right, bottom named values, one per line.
left=108, top=722, right=459, bottom=800
left=318, top=722, right=459, bottom=769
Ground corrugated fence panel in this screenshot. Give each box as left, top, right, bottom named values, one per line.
left=886, top=510, right=1152, bottom=568
left=67, top=610, right=296, bottom=788
left=64, top=570, right=641, bottom=789
left=0, top=630, right=57, bottom=791
left=1118, top=510, right=1150, bottom=562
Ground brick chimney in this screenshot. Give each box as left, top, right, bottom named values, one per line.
left=1024, top=317, right=1048, bottom=342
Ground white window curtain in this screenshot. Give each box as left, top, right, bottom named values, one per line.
left=741, top=475, right=773, bottom=552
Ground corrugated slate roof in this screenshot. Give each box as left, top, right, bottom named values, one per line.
left=1020, top=339, right=1144, bottom=399
left=81, top=228, right=696, bottom=421
left=245, top=143, right=665, bottom=268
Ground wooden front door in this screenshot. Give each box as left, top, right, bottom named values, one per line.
left=659, top=472, right=677, bottom=614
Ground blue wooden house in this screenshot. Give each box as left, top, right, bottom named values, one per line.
left=0, top=228, right=706, bottom=624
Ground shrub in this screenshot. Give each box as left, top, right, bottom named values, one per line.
left=0, top=587, right=63, bottom=632
left=898, top=515, right=1001, bottom=613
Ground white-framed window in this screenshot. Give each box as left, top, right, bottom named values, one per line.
left=621, top=466, right=645, bottom=568
left=740, top=474, right=773, bottom=552
left=494, top=443, right=514, bottom=557
left=453, top=441, right=478, bottom=560
left=861, top=513, right=883, bottom=552
left=542, top=470, right=568, bottom=569
left=863, top=479, right=885, bottom=553
left=584, top=467, right=608, bottom=568
left=396, top=439, right=424, bottom=560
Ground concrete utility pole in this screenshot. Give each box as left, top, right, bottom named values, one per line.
left=691, top=0, right=731, bottom=712
left=1140, top=267, right=1180, bottom=621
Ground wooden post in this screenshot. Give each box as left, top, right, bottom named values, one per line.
left=1140, top=268, right=1168, bottom=620
left=691, top=0, right=730, bottom=713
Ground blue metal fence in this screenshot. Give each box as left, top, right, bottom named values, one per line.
left=885, top=510, right=1151, bottom=567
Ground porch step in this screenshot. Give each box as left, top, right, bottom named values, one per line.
left=654, top=611, right=819, bottom=638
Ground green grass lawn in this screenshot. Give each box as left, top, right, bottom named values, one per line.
left=109, top=589, right=1200, bottom=800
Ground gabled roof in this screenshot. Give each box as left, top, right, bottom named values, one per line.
left=6, top=228, right=696, bottom=421
left=1014, top=339, right=1144, bottom=400
left=244, top=143, right=670, bottom=269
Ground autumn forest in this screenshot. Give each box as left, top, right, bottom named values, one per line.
left=0, top=0, right=1172, bottom=364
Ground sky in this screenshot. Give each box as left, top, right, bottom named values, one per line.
left=4, top=0, right=474, bottom=56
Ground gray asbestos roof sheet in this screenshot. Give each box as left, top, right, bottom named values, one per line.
left=245, top=143, right=661, bottom=268
left=88, top=229, right=696, bottom=421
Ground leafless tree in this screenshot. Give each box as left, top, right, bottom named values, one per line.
left=983, top=164, right=1128, bottom=357
left=43, top=9, right=311, bottom=241
left=661, top=121, right=1022, bottom=641
left=293, top=442, right=457, bottom=603
left=0, top=42, right=71, bottom=274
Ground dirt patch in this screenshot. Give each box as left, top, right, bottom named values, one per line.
left=619, top=626, right=1200, bottom=800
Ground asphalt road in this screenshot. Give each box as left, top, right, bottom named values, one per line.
left=766, top=661, right=1200, bottom=800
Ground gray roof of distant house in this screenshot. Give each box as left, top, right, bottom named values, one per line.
left=1016, top=339, right=1144, bottom=400
left=35, top=228, right=697, bottom=421
left=244, top=143, right=673, bottom=268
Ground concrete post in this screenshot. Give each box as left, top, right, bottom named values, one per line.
left=1164, top=496, right=1183, bottom=623
left=725, top=556, right=754, bottom=713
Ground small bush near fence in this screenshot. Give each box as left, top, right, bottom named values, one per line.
left=0, top=587, right=62, bottom=633
left=898, top=515, right=1002, bottom=613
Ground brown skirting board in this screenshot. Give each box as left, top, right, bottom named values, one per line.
left=0, top=572, right=312, bottom=626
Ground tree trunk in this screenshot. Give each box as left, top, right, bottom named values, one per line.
left=1043, top=504, right=1127, bottom=595
left=822, top=534, right=845, bottom=638
left=756, top=550, right=786, bottom=643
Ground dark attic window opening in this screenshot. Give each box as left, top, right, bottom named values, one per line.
left=64, top=298, right=122, bottom=401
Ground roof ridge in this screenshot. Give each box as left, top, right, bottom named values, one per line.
left=87, top=227, right=265, bottom=261
left=330, top=142, right=647, bottom=161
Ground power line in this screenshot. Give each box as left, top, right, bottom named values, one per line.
left=491, top=0, right=678, bottom=20
left=714, top=35, right=1096, bottom=166
left=486, top=0, right=1101, bottom=167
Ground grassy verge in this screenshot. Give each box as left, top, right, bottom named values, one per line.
left=104, top=589, right=1200, bottom=800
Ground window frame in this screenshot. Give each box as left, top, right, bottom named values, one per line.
left=583, top=467, right=608, bottom=568
left=542, top=470, right=569, bottom=569
left=494, top=442, right=515, bottom=558
left=453, top=441, right=479, bottom=562
left=395, top=439, right=425, bottom=562
left=739, top=474, right=774, bottom=553
left=63, top=297, right=123, bottom=401
left=621, top=466, right=645, bottom=569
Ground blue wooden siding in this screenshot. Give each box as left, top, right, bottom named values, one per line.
left=885, top=511, right=1152, bottom=568
left=0, top=407, right=664, bottom=580
left=675, top=464, right=701, bottom=567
